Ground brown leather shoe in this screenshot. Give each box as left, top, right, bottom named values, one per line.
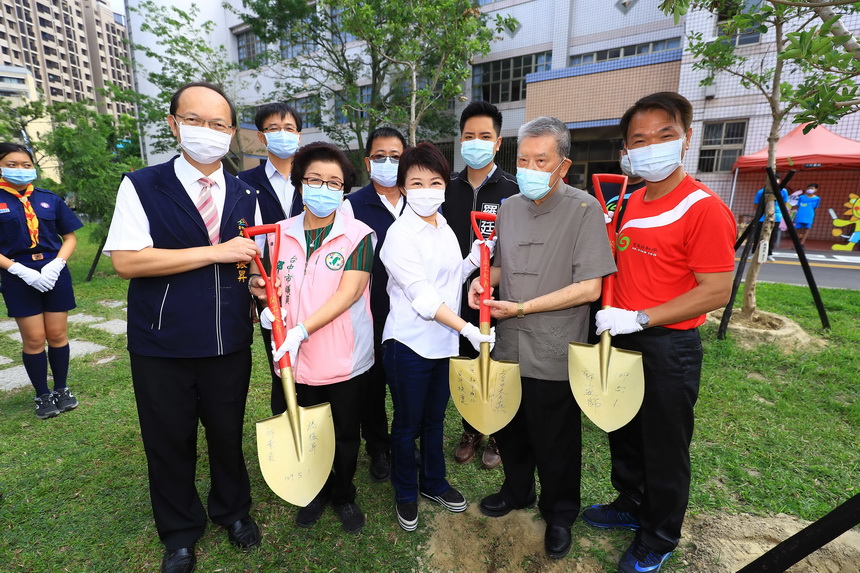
left=481, top=436, right=501, bottom=469
left=454, top=431, right=484, bottom=464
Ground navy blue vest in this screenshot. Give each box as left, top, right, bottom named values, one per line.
left=124, top=158, right=258, bottom=358
left=237, top=162, right=303, bottom=224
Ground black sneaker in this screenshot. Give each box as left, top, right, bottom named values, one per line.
left=295, top=492, right=329, bottom=528
left=52, top=388, right=79, bottom=413
left=420, top=487, right=467, bottom=513
left=618, top=536, right=672, bottom=573
left=396, top=501, right=418, bottom=531
left=581, top=503, right=641, bottom=530
left=369, top=452, right=390, bottom=482
left=333, top=501, right=365, bottom=534
left=34, top=393, right=60, bottom=419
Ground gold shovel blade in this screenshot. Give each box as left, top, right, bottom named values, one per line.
left=255, top=403, right=335, bottom=507
left=449, top=353, right=522, bottom=436
left=568, top=338, right=645, bottom=433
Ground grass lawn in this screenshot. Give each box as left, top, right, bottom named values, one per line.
left=1, top=226, right=858, bottom=572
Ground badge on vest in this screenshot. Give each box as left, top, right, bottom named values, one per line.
left=0, top=203, right=8, bottom=213
left=325, top=252, right=345, bottom=270
left=40, top=202, right=50, bottom=209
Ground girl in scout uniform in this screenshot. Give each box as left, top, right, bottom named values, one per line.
left=0, top=143, right=83, bottom=419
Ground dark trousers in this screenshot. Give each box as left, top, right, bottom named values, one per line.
left=494, top=376, right=582, bottom=527
left=608, top=327, right=703, bottom=553
left=295, top=372, right=367, bottom=506
left=456, top=336, right=481, bottom=435
left=130, top=350, right=252, bottom=550
left=259, top=321, right=288, bottom=415
left=383, top=340, right=451, bottom=503
left=360, top=342, right=390, bottom=457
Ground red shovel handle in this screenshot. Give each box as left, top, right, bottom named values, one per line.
left=470, top=211, right=497, bottom=325
left=591, top=174, right=628, bottom=307
left=243, top=224, right=291, bottom=370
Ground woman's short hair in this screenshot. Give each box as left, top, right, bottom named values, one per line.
left=0, top=142, right=34, bottom=163
left=290, top=142, right=356, bottom=193
left=396, top=142, right=448, bottom=188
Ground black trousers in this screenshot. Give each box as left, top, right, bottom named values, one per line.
left=130, top=349, right=252, bottom=550
left=295, top=371, right=368, bottom=506
left=493, top=376, right=582, bottom=527
left=608, top=327, right=703, bottom=554
left=360, top=340, right=390, bottom=457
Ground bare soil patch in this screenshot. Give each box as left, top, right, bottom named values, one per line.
left=425, top=509, right=860, bottom=572
left=706, top=310, right=826, bottom=352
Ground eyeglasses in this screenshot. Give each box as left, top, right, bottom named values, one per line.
left=172, top=114, right=235, bottom=133
left=369, top=155, right=399, bottom=164
left=262, top=126, right=299, bottom=134
left=302, top=177, right=345, bottom=191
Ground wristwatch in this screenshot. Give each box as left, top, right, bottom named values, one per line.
left=635, top=310, right=650, bottom=329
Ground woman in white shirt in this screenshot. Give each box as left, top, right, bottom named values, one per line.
left=380, top=142, right=493, bottom=531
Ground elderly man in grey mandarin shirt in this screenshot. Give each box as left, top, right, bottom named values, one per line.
left=468, top=116, right=616, bottom=560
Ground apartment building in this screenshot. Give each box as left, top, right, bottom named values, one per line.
left=0, top=63, right=59, bottom=178
left=0, top=0, right=132, bottom=119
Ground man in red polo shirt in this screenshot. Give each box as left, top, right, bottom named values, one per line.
left=581, top=92, right=736, bottom=573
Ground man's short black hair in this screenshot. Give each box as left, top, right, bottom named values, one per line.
left=620, top=91, right=693, bottom=142
left=396, top=142, right=449, bottom=188
left=254, top=102, right=303, bottom=132
left=364, top=126, right=407, bottom=157
left=290, top=142, right=356, bottom=192
left=808, top=183, right=819, bottom=189
left=459, top=101, right=503, bottom=136
left=169, top=81, right=237, bottom=127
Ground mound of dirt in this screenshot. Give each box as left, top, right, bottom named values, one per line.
left=706, top=309, right=826, bottom=352
left=425, top=509, right=860, bottom=572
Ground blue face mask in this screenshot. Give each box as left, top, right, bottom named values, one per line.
left=303, top=184, right=343, bottom=217
left=370, top=157, right=398, bottom=187
left=516, top=160, right=564, bottom=201
left=265, top=130, right=300, bottom=159
left=2, top=168, right=37, bottom=185
left=461, top=139, right=496, bottom=170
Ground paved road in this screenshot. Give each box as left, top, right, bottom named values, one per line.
left=736, top=249, right=860, bottom=290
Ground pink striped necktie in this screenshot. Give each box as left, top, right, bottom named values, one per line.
left=196, top=177, right=220, bottom=244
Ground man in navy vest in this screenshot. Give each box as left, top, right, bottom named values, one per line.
left=238, top=102, right=304, bottom=415
left=343, top=126, right=407, bottom=483
left=104, top=82, right=262, bottom=573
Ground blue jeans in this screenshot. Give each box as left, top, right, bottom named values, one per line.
left=382, top=340, right=451, bottom=503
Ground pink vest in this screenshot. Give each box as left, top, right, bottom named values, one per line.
left=270, top=211, right=375, bottom=386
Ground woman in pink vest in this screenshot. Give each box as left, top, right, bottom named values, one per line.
left=251, top=142, right=375, bottom=534
left=379, top=143, right=495, bottom=531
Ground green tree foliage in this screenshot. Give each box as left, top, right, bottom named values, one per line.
left=43, top=103, right=143, bottom=244
left=0, top=96, right=48, bottom=167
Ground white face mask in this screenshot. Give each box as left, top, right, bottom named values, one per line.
left=178, top=124, right=233, bottom=165
left=627, top=137, right=685, bottom=182
left=370, top=157, right=399, bottom=188
left=407, top=187, right=445, bottom=217
left=620, top=153, right=637, bottom=178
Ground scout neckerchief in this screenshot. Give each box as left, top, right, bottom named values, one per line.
left=0, top=178, right=38, bottom=247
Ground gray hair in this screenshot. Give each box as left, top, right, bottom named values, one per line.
left=517, top=116, right=570, bottom=160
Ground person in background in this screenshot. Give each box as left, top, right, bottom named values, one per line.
left=470, top=116, right=615, bottom=561
left=251, top=142, right=376, bottom=535
left=104, top=82, right=262, bottom=573
left=0, top=142, right=83, bottom=419
left=342, top=126, right=409, bottom=483
left=794, top=183, right=821, bottom=247
left=380, top=142, right=494, bottom=532
left=443, top=101, right=518, bottom=470
left=582, top=92, right=735, bottom=573
left=753, top=179, right=789, bottom=260
left=238, top=102, right=304, bottom=415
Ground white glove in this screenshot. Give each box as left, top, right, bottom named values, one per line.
left=8, top=262, right=49, bottom=292
left=33, top=258, right=66, bottom=292
left=604, top=212, right=613, bottom=224
left=467, top=238, right=497, bottom=266
left=259, top=306, right=284, bottom=330
left=460, top=322, right=495, bottom=352
left=272, top=325, right=308, bottom=365
left=595, top=307, right=643, bottom=336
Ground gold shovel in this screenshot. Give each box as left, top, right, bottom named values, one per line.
left=568, top=174, right=645, bottom=433
left=244, top=225, right=335, bottom=507
left=449, top=212, right=521, bottom=436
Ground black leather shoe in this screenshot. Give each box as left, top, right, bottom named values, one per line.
left=225, top=515, right=261, bottom=550
left=545, top=525, right=572, bottom=559
left=479, top=492, right=536, bottom=517
left=161, top=547, right=195, bottom=573
left=369, top=452, right=390, bottom=482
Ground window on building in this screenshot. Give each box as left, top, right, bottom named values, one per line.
left=280, top=32, right=314, bottom=59
left=292, top=96, right=320, bottom=128
left=698, top=120, right=747, bottom=173
left=570, top=38, right=681, bottom=66
left=475, top=0, right=498, bottom=5
left=472, top=51, right=552, bottom=104
left=717, top=3, right=760, bottom=46
left=236, top=30, right=266, bottom=69
left=330, top=7, right=357, bottom=44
